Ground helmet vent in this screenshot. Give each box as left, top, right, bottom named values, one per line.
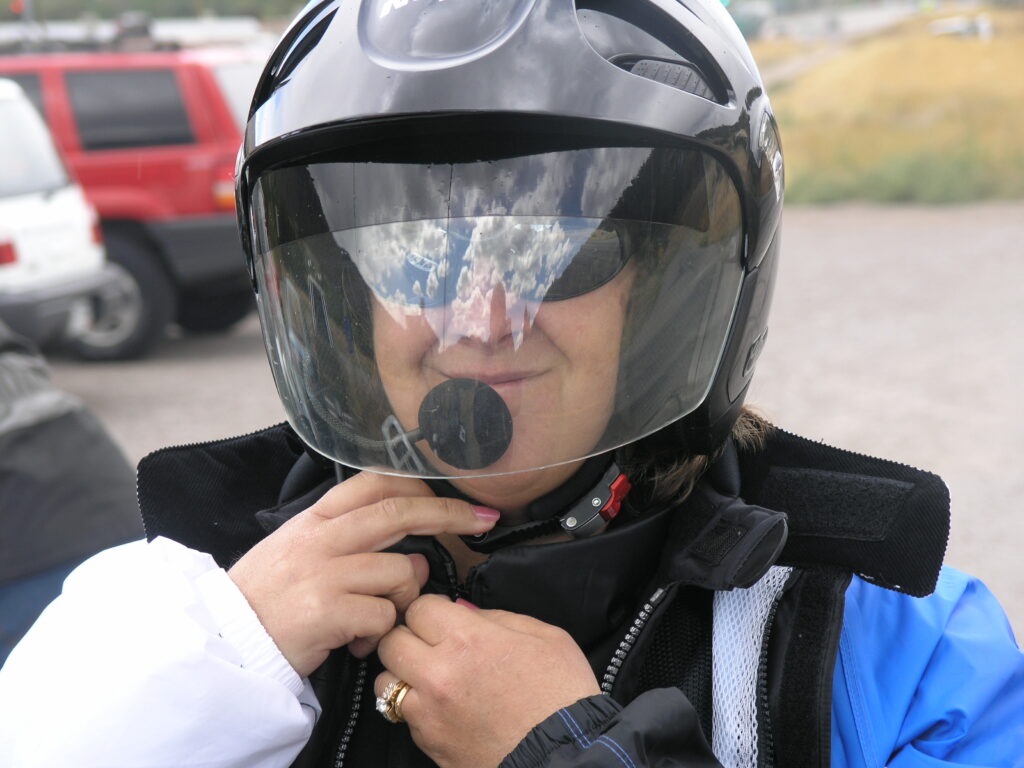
left=273, top=10, right=337, bottom=88
left=575, top=2, right=729, bottom=104
left=619, top=57, right=716, bottom=101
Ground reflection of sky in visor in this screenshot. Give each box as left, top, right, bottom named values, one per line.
left=342, top=216, right=625, bottom=350
left=342, top=215, right=624, bottom=308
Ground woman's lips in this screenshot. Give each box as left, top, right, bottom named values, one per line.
left=441, top=370, right=543, bottom=387
left=427, top=368, right=549, bottom=421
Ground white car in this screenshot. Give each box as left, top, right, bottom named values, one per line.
left=0, top=78, right=120, bottom=346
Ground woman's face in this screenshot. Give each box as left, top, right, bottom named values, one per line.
left=372, top=264, right=634, bottom=516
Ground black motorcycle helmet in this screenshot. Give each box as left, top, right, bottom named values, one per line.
left=235, top=0, right=783, bottom=479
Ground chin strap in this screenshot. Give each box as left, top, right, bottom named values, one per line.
left=461, top=461, right=632, bottom=554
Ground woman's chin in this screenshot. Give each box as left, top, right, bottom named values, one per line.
left=448, top=461, right=583, bottom=519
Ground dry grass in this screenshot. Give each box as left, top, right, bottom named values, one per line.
left=770, top=7, right=1024, bottom=203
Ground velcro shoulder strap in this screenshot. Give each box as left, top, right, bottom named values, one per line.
left=739, top=430, right=949, bottom=597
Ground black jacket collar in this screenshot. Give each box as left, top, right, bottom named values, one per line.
left=137, top=422, right=950, bottom=607
left=218, top=447, right=678, bottom=654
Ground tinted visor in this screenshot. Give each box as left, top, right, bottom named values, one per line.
left=250, top=145, right=745, bottom=478
left=336, top=216, right=629, bottom=308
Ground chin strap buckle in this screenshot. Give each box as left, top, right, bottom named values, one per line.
left=560, top=462, right=632, bottom=539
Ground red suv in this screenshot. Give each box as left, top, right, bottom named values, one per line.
left=0, top=48, right=262, bottom=358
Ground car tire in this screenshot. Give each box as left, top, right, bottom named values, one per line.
left=69, top=231, right=176, bottom=361
left=177, top=286, right=254, bottom=334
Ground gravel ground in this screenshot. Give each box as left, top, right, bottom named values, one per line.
left=50, top=202, right=1024, bottom=635
left=750, top=203, right=1024, bottom=635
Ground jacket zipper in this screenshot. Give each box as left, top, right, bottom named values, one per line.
left=756, top=593, right=783, bottom=768
left=330, top=540, right=468, bottom=767
left=600, top=586, right=668, bottom=695
left=460, top=559, right=478, bottom=602
left=433, top=537, right=474, bottom=601
left=332, top=658, right=368, bottom=768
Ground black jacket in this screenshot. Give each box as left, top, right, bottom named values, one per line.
left=0, top=320, right=141, bottom=584
left=137, top=423, right=948, bottom=768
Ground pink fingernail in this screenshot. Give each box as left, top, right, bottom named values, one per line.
left=472, top=505, right=500, bottom=522
left=456, top=598, right=480, bottom=610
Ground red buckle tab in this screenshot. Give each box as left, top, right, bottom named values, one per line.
left=600, top=474, right=632, bottom=521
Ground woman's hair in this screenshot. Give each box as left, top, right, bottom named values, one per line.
left=617, top=406, right=773, bottom=507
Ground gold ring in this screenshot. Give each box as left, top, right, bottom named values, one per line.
left=375, top=679, right=412, bottom=724
left=392, top=682, right=411, bottom=722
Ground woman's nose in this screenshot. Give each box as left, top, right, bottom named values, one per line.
left=482, top=282, right=513, bottom=343
left=425, top=281, right=519, bottom=349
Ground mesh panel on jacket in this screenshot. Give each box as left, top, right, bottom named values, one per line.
left=712, top=565, right=792, bottom=768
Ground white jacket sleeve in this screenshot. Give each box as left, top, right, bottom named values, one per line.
left=0, top=537, right=321, bottom=768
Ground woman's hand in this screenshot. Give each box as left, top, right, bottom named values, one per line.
left=375, top=595, right=601, bottom=768
left=227, top=473, right=499, bottom=677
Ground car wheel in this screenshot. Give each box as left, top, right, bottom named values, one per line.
left=177, top=286, right=254, bottom=334
left=69, top=232, right=176, bottom=361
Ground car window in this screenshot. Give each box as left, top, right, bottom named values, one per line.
left=65, top=68, right=195, bottom=150
left=0, top=73, right=44, bottom=116
left=212, top=61, right=263, bottom=129
left=0, top=97, right=69, bottom=198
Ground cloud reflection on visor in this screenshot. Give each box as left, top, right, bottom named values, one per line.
left=342, top=215, right=628, bottom=347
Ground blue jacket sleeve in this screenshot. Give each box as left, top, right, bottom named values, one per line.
left=832, top=567, right=1024, bottom=768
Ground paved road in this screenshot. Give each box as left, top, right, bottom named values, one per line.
left=50, top=202, right=1024, bottom=634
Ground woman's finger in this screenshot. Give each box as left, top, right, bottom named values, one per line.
left=347, top=636, right=379, bottom=659
left=403, top=594, right=469, bottom=646
left=339, top=554, right=426, bottom=659
left=304, top=472, right=435, bottom=522
left=324, top=594, right=400, bottom=648
left=377, top=624, right=434, bottom=683
left=322, top=495, right=499, bottom=556
left=275, top=593, right=401, bottom=675
left=373, top=670, right=423, bottom=724
left=374, top=670, right=402, bottom=700
left=331, top=552, right=428, bottom=614
left=475, top=608, right=559, bottom=637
